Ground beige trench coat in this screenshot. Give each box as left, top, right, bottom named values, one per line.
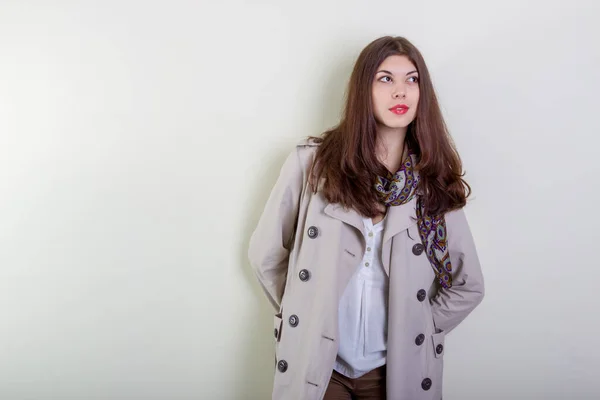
left=248, top=139, right=485, bottom=400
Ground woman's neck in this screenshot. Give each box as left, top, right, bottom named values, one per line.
left=375, top=124, right=407, bottom=173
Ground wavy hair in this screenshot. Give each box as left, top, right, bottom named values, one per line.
left=308, top=36, right=471, bottom=217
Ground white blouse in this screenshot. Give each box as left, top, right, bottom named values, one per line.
left=333, top=216, right=389, bottom=378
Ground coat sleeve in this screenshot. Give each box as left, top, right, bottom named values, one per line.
left=430, top=208, right=485, bottom=334
left=248, top=147, right=305, bottom=311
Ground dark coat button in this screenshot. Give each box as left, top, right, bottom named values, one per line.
left=412, top=243, right=424, bottom=256
left=299, top=269, right=310, bottom=282
left=274, top=328, right=278, bottom=338
left=415, top=333, right=425, bottom=346
left=277, top=360, right=288, bottom=373
left=289, top=314, right=299, bottom=327
left=416, top=289, right=427, bottom=302
left=307, top=226, right=319, bottom=239
left=421, top=378, right=432, bottom=391
left=436, top=344, right=444, bottom=354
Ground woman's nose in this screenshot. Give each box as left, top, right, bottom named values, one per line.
left=393, top=87, right=406, bottom=99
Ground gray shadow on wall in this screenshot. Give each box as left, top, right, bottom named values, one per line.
left=233, top=150, right=288, bottom=400
left=233, top=45, right=356, bottom=400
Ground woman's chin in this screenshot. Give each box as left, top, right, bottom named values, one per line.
left=380, top=120, right=412, bottom=130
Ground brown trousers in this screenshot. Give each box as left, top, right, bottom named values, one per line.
left=323, top=365, right=386, bottom=400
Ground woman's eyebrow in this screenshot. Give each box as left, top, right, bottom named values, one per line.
left=376, top=69, right=418, bottom=75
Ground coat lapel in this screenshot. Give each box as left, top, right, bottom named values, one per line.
left=323, top=203, right=364, bottom=234
left=381, top=197, right=418, bottom=276
left=383, top=196, right=418, bottom=244
left=324, top=199, right=418, bottom=277
left=324, top=203, right=365, bottom=304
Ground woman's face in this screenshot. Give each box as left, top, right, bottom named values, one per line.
left=371, top=55, right=420, bottom=130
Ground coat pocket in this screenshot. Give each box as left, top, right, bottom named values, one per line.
left=431, top=330, right=445, bottom=359
left=426, top=330, right=446, bottom=398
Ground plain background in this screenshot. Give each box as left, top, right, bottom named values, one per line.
left=1, top=0, right=599, bottom=399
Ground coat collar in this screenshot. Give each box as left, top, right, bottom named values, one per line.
left=323, top=197, right=418, bottom=244
left=324, top=198, right=418, bottom=277
left=324, top=203, right=364, bottom=233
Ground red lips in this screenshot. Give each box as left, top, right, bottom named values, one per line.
left=389, top=104, right=409, bottom=115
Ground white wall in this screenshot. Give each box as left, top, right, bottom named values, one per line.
left=1, top=1, right=598, bottom=399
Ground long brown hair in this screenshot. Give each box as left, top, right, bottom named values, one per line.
left=309, top=36, right=471, bottom=218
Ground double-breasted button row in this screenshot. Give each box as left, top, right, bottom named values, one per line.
left=300, top=228, right=316, bottom=283
left=277, top=359, right=288, bottom=373
left=414, top=332, right=435, bottom=391
left=413, top=241, right=427, bottom=304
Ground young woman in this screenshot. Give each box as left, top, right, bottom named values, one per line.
left=248, top=36, right=485, bottom=400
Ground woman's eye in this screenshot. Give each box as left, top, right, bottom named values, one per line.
left=379, top=76, right=392, bottom=83
left=407, top=76, right=419, bottom=83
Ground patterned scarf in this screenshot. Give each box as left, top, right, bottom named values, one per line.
left=374, top=153, right=453, bottom=289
